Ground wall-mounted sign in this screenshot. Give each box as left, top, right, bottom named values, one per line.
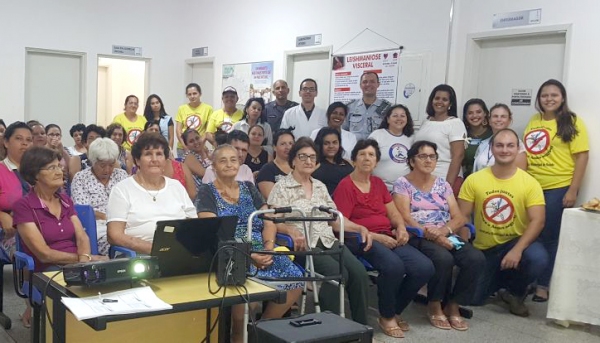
left=192, top=47, right=208, bottom=57
left=296, top=34, right=322, bottom=47
left=511, top=88, right=532, bottom=106
left=112, top=45, right=142, bottom=56
left=493, top=9, right=541, bottom=29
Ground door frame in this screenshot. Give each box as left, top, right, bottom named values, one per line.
left=462, top=24, right=572, bottom=101
left=283, top=45, right=333, bottom=103
left=24, top=47, right=87, bottom=123
left=184, top=56, right=215, bottom=105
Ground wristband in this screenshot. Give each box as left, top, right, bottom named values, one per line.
left=80, top=254, right=92, bottom=261
left=445, top=226, right=453, bottom=235
left=263, top=239, right=275, bottom=245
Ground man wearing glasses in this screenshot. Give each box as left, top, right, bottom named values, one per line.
left=280, top=78, right=327, bottom=138
left=343, top=72, right=391, bottom=140
left=458, top=129, right=548, bottom=317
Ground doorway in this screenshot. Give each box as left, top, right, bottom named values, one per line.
left=185, top=58, right=215, bottom=108
left=285, top=47, right=332, bottom=110
left=96, top=56, right=150, bottom=127
left=25, top=48, right=86, bottom=134
left=462, top=26, right=568, bottom=136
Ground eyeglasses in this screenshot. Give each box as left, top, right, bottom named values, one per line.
left=48, top=133, right=61, bottom=137
left=301, top=87, right=316, bottom=93
left=40, top=165, right=63, bottom=172
left=297, top=153, right=317, bottom=162
left=415, top=154, right=438, bottom=161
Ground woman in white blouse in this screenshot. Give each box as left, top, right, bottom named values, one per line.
left=415, top=85, right=466, bottom=194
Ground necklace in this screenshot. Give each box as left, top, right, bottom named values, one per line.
left=137, top=175, right=162, bottom=202
left=215, top=180, right=239, bottom=203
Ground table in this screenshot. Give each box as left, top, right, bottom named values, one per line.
left=33, top=272, right=285, bottom=343
left=547, top=208, right=600, bottom=326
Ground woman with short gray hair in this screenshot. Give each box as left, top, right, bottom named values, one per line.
left=71, top=138, right=128, bottom=255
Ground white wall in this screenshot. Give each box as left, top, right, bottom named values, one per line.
left=449, top=0, right=599, bottom=202
left=0, top=0, right=190, bottom=127
left=185, top=0, right=453, bottom=108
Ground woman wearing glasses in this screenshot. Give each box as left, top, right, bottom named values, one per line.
left=393, top=141, right=484, bottom=331
left=268, top=137, right=371, bottom=326
left=13, top=146, right=107, bottom=326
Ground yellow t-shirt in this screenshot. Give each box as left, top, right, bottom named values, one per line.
left=523, top=113, right=589, bottom=189
left=458, top=168, right=545, bottom=250
left=206, top=109, right=243, bottom=133
left=112, top=113, right=147, bottom=151
left=175, top=102, right=213, bottom=149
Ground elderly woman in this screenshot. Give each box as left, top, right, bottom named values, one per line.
left=393, top=141, right=485, bottom=331
left=333, top=139, right=434, bottom=338
left=311, top=127, right=353, bottom=195
left=368, top=104, right=416, bottom=191
left=256, top=128, right=294, bottom=199
left=1, top=122, right=33, bottom=256
left=107, top=133, right=197, bottom=254
left=106, top=123, right=129, bottom=172
left=13, top=146, right=107, bottom=326
left=196, top=144, right=302, bottom=343
left=268, top=137, right=371, bottom=325
left=310, top=102, right=356, bottom=160
left=71, top=138, right=128, bottom=255
left=473, top=103, right=527, bottom=172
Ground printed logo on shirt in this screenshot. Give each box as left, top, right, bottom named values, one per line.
left=483, top=194, right=515, bottom=225
left=219, top=120, right=233, bottom=133
left=524, top=129, right=551, bottom=155
left=127, top=129, right=142, bottom=144
left=389, top=143, right=409, bottom=163
left=186, top=114, right=202, bottom=130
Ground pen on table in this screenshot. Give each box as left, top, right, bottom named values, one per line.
left=98, top=292, right=118, bottom=303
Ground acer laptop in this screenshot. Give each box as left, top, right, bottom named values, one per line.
left=150, top=216, right=238, bottom=278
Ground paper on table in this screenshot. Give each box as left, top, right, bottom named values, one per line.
left=61, top=286, right=173, bottom=321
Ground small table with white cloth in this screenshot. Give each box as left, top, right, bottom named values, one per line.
left=547, top=208, right=600, bottom=326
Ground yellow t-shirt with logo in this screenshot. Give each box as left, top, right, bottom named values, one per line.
left=206, top=109, right=244, bottom=133
left=112, top=113, right=147, bottom=151
left=523, top=113, right=589, bottom=190
left=458, top=168, right=545, bottom=250
left=175, top=102, right=213, bottom=149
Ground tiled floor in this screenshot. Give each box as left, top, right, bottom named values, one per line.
left=1, top=266, right=598, bottom=342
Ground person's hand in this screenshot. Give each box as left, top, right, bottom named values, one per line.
left=92, top=255, right=109, bottom=262
left=290, top=230, right=306, bottom=251
left=434, top=236, right=454, bottom=250
left=0, top=216, right=15, bottom=238
left=424, top=225, right=444, bottom=241
left=563, top=188, right=577, bottom=208
left=501, top=248, right=522, bottom=270
left=251, top=253, right=273, bottom=269
left=372, top=233, right=398, bottom=249
left=395, top=229, right=409, bottom=246
left=359, top=227, right=373, bottom=251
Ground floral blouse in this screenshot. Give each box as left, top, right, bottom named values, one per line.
left=392, top=176, right=453, bottom=227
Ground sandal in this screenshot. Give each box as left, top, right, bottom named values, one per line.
left=447, top=316, right=469, bottom=331
left=427, top=313, right=451, bottom=330
left=377, top=318, right=404, bottom=338
left=394, top=316, right=410, bottom=331
left=532, top=290, right=549, bottom=302
left=19, top=313, right=31, bottom=329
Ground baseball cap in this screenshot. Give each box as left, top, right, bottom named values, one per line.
left=222, top=86, right=238, bottom=95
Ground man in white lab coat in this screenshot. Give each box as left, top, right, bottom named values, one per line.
left=280, top=78, right=327, bottom=138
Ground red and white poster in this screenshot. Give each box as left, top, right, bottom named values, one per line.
left=330, top=49, right=401, bottom=103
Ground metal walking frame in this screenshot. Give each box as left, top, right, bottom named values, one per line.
left=243, top=206, right=346, bottom=343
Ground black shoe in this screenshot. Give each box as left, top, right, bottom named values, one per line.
left=532, top=294, right=548, bottom=302
left=499, top=290, right=529, bottom=317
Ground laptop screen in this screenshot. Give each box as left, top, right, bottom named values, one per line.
left=150, top=216, right=238, bottom=277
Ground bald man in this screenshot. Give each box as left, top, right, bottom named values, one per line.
left=265, top=80, right=298, bottom=131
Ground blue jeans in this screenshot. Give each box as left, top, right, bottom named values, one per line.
left=538, top=186, right=568, bottom=287
left=361, top=240, right=435, bottom=318
left=472, top=239, right=548, bottom=305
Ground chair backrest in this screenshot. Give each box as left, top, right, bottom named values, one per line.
left=74, top=204, right=99, bottom=255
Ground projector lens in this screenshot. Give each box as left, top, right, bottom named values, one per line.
left=133, top=261, right=147, bottom=274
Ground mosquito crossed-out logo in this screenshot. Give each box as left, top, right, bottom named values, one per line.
left=483, top=194, right=515, bottom=225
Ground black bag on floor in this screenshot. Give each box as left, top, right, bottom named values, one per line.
left=248, top=311, right=373, bottom=343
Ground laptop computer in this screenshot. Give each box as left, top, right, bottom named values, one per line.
left=150, top=216, right=238, bottom=278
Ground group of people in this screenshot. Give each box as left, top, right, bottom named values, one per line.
left=0, top=73, right=588, bottom=340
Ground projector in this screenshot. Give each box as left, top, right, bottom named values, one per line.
left=63, top=256, right=160, bottom=287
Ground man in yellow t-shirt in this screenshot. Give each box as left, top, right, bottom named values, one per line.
left=175, top=83, right=213, bottom=156
left=458, top=129, right=548, bottom=317
left=112, top=113, right=146, bottom=151
left=206, top=86, right=243, bottom=146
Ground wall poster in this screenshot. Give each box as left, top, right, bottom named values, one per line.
left=222, top=61, right=274, bottom=106
left=330, top=49, right=401, bottom=104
